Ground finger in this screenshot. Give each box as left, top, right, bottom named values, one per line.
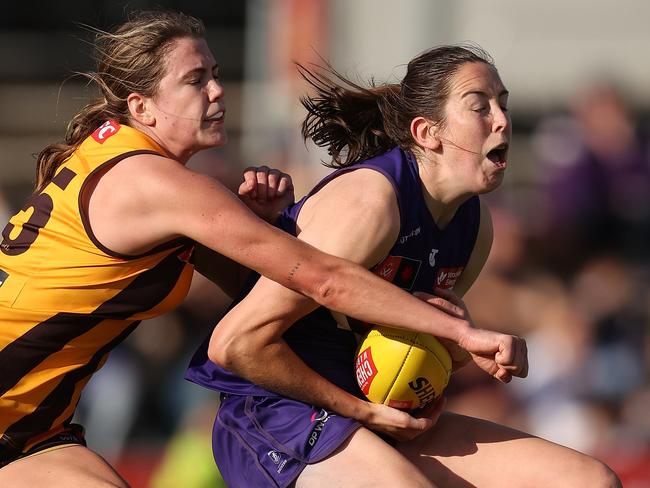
left=266, top=169, right=281, bottom=199
left=413, top=291, right=464, bottom=318
left=495, top=335, right=516, bottom=367
left=416, top=396, right=447, bottom=424
left=277, top=174, right=293, bottom=195
left=255, top=166, right=270, bottom=202
left=432, top=287, right=463, bottom=307
left=497, top=336, right=528, bottom=376
left=472, top=353, right=499, bottom=377
left=520, top=341, right=529, bottom=377
left=512, top=339, right=528, bottom=377
left=405, top=415, right=434, bottom=438
left=240, top=167, right=258, bottom=197
left=495, top=368, right=512, bottom=383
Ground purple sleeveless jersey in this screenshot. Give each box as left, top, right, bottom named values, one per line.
left=185, top=147, right=480, bottom=487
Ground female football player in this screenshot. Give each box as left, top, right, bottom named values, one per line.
left=188, top=45, right=621, bottom=487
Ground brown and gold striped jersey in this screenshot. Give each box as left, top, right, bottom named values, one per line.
left=0, top=121, right=195, bottom=456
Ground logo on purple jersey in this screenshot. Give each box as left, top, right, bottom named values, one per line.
left=429, top=248, right=439, bottom=267
left=435, top=267, right=464, bottom=289
left=373, top=255, right=421, bottom=290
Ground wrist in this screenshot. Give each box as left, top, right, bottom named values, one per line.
left=430, top=315, right=473, bottom=346
left=344, top=396, right=373, bottom=424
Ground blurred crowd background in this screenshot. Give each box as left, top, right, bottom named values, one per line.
left=1, top=1, right=649, bottom=486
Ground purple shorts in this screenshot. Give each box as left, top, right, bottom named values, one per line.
left=213, top=394, right=361, bottom=488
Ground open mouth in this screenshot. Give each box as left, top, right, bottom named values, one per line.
left=486, top=143, right=508, bottom=167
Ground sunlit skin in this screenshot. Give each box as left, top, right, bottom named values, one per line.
left=417, top=62, right=511, bottom=225
left=134, top=37, right=227, bottom=164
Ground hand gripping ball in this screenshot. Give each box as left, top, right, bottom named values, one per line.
left=355, top=326, right=452, bottom=411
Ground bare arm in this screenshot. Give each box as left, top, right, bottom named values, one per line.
left=193, top=166, right=295, bottom=298
left=89, top=155, right=475, bottom=341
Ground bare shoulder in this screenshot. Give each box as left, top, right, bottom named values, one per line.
left=302, top=167, right=398, bottom=219
left=87, top=153, right=228, bottom=255
left=325, top=167, right=395, bottom=201
left=296, top=167, right=401, bottom=266
left=94, top=153, right=201, bottom=198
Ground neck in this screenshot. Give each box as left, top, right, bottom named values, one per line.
left=128, top=120, right=191, bottom=164
left=415, top=153, right=471, bottom=230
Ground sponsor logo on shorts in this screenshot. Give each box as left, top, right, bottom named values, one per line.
left=268, top=450, right=281, bottom=464
left=435, top=266, right=463, bottom=289
left=91, top=120, right=121, bottom=144
left=355, top=347, right=377, bottom=395
left=310, top=409, right=329, bottom=423
left=267, top=450, right=287, bottom=473
left=306, top=408, right=333, bottom=453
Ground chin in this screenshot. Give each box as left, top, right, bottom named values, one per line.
left=479, top=174, right=504, bottom=194
left=203, top=131, right=228, bottom=149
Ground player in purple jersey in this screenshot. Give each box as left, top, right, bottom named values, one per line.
left=188, top=46, right=621, bottom=486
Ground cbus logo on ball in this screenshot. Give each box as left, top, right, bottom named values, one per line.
left=408, top=376, right=437, bottom=408
left=355, top=347, right=377, bottom=395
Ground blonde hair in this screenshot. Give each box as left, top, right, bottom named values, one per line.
left=35, top=10, right=205, bottom=192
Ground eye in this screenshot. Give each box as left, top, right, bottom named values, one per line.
left=188, top=78, right=201, bottom=85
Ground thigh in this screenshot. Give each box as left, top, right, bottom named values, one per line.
left=0, top=445, right=129, bottom=488
left=397, top=412, right=620, bottom=488
left=296, top=427, right=436, bottom=488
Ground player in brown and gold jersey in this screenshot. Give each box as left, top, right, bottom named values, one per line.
left=0, top=10, right=529, bottom=487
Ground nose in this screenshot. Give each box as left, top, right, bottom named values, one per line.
left=207, top=79, right=224, bottom=103
left=492, top=104, right=510, bottom=134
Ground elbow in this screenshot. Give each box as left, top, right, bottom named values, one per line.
left=308, top=264, right=349, bottom=311
left=208, top=321, right=266, bottom=378
left=207, top=334, right=228, bottom=369
left=208, top=327, right=241, bottom=372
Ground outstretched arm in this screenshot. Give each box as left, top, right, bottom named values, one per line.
left=92, top=154, right=477, bottom=341
left=194, top=165, right=294, bottom=298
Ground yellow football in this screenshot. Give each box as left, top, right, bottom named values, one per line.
left=355, top=326, right=452, bottom=411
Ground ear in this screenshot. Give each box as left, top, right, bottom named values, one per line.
left=127, top=93, right=155, bottom=126
left=410, top=116, right=441, bottom=151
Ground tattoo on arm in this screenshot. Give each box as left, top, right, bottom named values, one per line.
left=287, top=262, right=301, bottom=281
